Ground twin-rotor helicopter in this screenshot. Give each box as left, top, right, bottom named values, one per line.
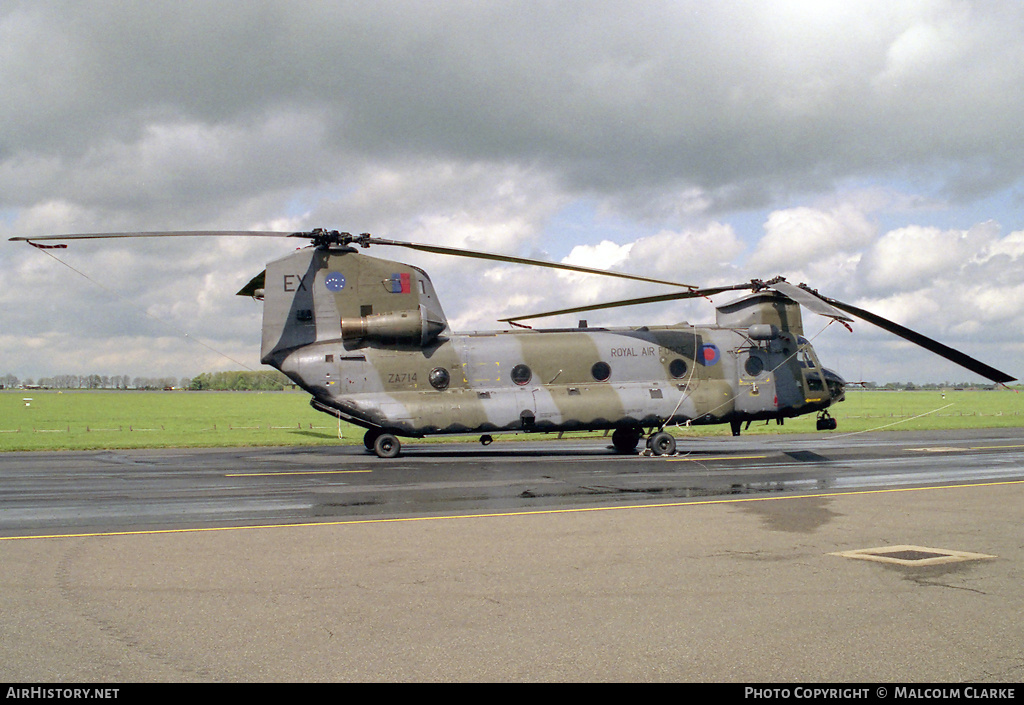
left=12, top=228, right=1016, bottom=458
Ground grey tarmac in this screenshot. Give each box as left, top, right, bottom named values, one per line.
left=1, top=428, right=1023, bottom=682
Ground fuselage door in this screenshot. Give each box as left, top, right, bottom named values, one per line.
left=797, top=341, right=829, bottom=404
left=734, top=347, right=776, bottom=414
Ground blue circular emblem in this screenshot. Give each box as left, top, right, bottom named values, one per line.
left=700, top=344, right=720, bottom=366
left=325, top=272, right=346, bottom=292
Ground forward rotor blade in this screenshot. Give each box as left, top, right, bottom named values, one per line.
left=368, top=237, right=696, bottom=288
left=9, top=231, right=292, bottom=242
left=809, top=290, right=1016, bottom=384
left=767, top=280, right=853, bottom=322
left=500, top=284, right=753, bottom=324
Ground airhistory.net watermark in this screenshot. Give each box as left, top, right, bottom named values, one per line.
left=6, top=689, right=119, bottom=700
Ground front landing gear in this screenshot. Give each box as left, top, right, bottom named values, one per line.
left=816, top=410, right=837, bottom=431
left=646, top=431, right=677, bottom=456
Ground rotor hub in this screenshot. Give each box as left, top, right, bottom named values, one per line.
left=301, top=229, right=374, bottom=248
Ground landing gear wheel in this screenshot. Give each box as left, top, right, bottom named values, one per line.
left=612, top=427, right=642, bottom=453
left=373, top=433, right=401, bottom=459
left=363, top=429, right=381, bottom=451
left=816, top=411, right=837, bottom=431
left=649, top=431, right=677, bottom=456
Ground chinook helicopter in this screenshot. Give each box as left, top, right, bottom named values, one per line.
left=12, top=229, right=1016, bottom=458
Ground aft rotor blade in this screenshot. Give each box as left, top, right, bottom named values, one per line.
left=500, top=284, right=753, bottom=323
left=810, top=290, right=1017, bottom=384
left=370, top=237, right=697, bottom=289
left=12, top=230, right=695, bottom=288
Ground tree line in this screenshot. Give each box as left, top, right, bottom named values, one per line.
left=1, top=371, right=292, bottom=391
left=1, top=373, right=181, bottom=390
left=187, top=371, right=292, bottom=390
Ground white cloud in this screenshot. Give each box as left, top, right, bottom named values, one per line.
left=858, top=221, right=999, bottom=293
left=981, top=229, right=1024, bottom=261
left=562, top=240, right=634, bottom=271
left=749, top=204, right=877, bottom=274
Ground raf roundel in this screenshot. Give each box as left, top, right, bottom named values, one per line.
left=325, top=272, right=346, bottom=292
left=700, top=343, right=720, bottom=366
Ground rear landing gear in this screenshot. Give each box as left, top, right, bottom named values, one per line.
left=611, top=427, right=642, bottom=453
left=373, top=433, right=401, bottom=459
left=364, top=429, right=402, bottom=458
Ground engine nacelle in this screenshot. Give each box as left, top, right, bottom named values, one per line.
left=341, top=305, right=446, bottom=346
left=716, top=291, right=804, bottom=337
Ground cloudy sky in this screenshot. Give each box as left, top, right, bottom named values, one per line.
left=2, top=0, right=1022, bottom=385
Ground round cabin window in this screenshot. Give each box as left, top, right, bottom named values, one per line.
left=429, top=367, right=450, bottom=390
left=510, top=364, right=532, bottom=386
left=591, top=361, right=611, bottom=382
left=669, top=358, right=688, bottom=378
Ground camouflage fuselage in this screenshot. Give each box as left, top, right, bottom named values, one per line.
left=256, top=246, right=841, bottom=438
left=279, top=325, right=837, bottom=437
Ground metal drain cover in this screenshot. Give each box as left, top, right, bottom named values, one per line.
left=831, top=545, right=996, bottom=566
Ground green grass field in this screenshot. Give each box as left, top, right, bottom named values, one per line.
left=1, top=387, right=1021, bottom=452
left=0, top=390, right=345, bottom=451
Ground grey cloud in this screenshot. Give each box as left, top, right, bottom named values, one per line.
left=6, top=1, right=1024, bottom=218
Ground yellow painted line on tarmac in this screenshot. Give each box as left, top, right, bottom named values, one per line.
left=907, top=444, right=1024, bottom=453
left=4, top=478, right=1024, bottom=542
left=906, top=447, right=969, bottom=452
left=226, top=469, right=373, bottom=477
left=668, top=454, right=769, bottom=462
